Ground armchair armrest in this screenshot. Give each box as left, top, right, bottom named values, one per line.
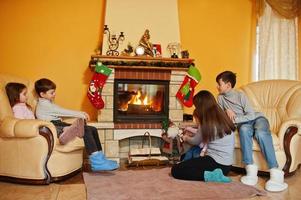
left=278, top=118, right=301, bottom=175
left=278, top=118, right=301, bottom=149
left=0, top=117, right=57, bottom=141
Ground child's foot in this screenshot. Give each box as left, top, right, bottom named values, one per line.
left=89, top=152, right=119, bottom=171
left=74, top=118, right=85, bottom=138
left=204, top=168, right=232, bottom=183
left=59, top=118, right=84, bottom=144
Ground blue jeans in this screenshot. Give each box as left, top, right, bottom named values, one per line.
left=181, top=146, right=201, bottom=162
left=238, top=117, right=278, bottom=169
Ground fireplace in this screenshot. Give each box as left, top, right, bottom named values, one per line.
left=114, top=79, right=169, bottom=122
left=88, top=56, right=194, bottom=163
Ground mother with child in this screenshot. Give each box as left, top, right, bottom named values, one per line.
left=171, top=71, right=288, bottom=192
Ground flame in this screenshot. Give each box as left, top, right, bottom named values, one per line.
left=118, top=89, right=162, bottom=112
left=130, top=90, right=150, bottom=105
left=143, top=96, right=148, bottom=105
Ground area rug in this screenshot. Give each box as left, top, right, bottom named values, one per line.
left=83, top=168, right=266, bottom=200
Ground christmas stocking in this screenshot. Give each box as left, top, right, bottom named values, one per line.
left=87, top=62, right=112, bottom=109
left=176, top=65, right=201, bottom=107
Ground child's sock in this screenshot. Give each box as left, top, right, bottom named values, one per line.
left=59, top=118, right=84, bottom=144
left=204, top=168, right=232, bottom=183
left=74, top=118, right=85, bottom=138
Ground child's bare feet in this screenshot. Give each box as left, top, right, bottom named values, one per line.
left=59, top=118, right=85, bottom=144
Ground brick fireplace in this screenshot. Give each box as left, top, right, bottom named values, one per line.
left=114, top=71, right=170, bottom=123
left=88, top=55, right=193, bottom=163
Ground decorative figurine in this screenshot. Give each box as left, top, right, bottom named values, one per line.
left=167, top=42, right=181, bottom=58
left=121, top=43, right=134, bottom=56
left=181, top=50, right=189, bottom=58
left=137, top=29, right=154, bottom=57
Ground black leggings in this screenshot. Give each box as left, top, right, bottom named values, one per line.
left=171, top=156, right=231, bottom=181
left=51, top=120, right=102, bottom=154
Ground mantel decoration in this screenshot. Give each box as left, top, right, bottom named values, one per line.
left=167, top=42, right=181, bottom=58
left=136, top=29, right=154, bottom=57
left=104, top=25, right=125, bottom=56
left=121, top=43, right=134, bottom=56
left=89, top=56, right=194, bottom=69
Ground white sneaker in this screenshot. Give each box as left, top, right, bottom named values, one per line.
left=265, top=168, right=288, bottom=192
left=241, top=164, right=258, bottom=186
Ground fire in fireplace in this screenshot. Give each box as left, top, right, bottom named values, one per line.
left=114, top=79, right=169, bottom=122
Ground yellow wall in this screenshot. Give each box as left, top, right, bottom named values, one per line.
left=0, top=0, right=283, bottom=118
left=178, top=0, right=254, bottom=113
left=0, top=0, right=105, bottom=120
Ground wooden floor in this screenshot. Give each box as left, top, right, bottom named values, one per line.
left=1, top=164, right=301, bottom=200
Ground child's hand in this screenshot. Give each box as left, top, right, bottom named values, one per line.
left=182, top=134, right=192, bottom=142
left=83, top=112, right=90, bottom=121
left=183, top=128, right=195, bottom=137
left=200, top=151, right=206, bottom=157
left=225, top=109, right=236, bottom=121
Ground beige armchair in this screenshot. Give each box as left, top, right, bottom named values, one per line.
left=0, top=74, right=84, bottom=184
left=233, top=80, right=301, bottom=176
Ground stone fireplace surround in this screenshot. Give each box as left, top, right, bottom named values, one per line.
left=88, top=56, right=193, bottom=163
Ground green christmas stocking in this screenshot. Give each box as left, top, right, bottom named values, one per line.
left=176, top=66, right=201, bottom=107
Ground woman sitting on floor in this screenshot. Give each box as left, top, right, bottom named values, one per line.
left=171, top=90, right=235, bottom=182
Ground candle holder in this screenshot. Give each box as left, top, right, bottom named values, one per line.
left=104, top=25, right=125, bottom=56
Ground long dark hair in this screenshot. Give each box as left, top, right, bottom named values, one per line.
left=5, top=82, right=27, bottom=107
left=193, top=90, right=235, bottom=143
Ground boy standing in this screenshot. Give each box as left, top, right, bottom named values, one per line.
left=35, top=78, right=118, bottom=171
left=216, top=71, right=287, bottom=192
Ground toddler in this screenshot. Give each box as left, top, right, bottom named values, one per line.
left=5, top=82, right=35, bottom=119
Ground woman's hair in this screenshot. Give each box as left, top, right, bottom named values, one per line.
left=193, top=90, right=235, bottom=143
left=5, top=82, right=27, bottom=107
left=34, top=78, right=56, bottom=97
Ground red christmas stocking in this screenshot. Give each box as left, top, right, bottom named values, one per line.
left=176, top=66, right=201, bottom=107
left=87, top=62, right=112, bottom=109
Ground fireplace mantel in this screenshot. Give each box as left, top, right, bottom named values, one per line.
left=89, top=55, right=194, bottom=71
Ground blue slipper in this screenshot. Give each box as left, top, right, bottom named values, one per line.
left=204, top=168, right=231, bottom=183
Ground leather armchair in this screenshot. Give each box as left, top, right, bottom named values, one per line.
left=233, top=80, right=301, bottom=176
left=0, top=74, right=84, bottom=184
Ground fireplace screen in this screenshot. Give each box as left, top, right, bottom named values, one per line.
left=114, top=79, right=169, bottom=122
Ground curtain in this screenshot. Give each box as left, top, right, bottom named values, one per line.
left=257, top=0, right=301, bottom=19
left=257, top=1, right=299, bottom=80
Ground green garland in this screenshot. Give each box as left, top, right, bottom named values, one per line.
left=89, top=58, right=193, bottom=68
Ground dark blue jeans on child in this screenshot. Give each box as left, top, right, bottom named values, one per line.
left=181, top=146, right=201, bottom=162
